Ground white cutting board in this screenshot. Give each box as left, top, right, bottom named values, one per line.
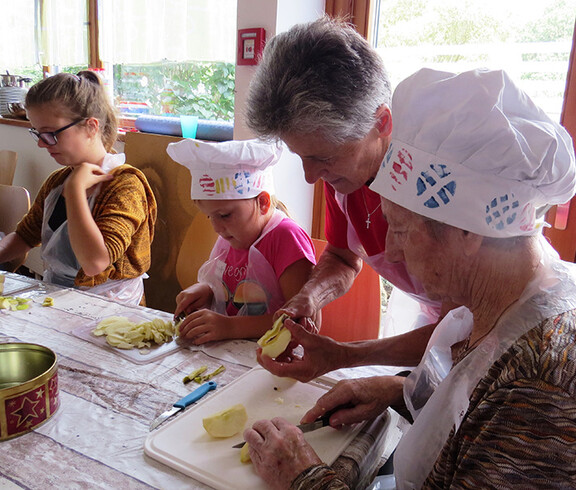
left=144, top=367, right=365, bottom=489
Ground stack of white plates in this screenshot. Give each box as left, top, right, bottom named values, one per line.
left=0, top=87, right=26, bottom=116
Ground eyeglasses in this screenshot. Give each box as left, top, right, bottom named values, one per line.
left=29, top=118, right=85, bottom=146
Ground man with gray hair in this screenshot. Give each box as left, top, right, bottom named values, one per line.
left=246, top=16, right=446, bottom=380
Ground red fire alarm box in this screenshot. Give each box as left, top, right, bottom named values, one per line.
left=237, top=28, right=266, bottom=66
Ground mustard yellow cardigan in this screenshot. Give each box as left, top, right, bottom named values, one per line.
left=16, top=164, right=157, bottom=287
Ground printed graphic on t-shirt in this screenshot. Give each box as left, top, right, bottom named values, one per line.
left=220, top=278, right=269, bottom=316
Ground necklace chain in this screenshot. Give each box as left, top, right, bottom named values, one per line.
left=362, top=194, right=381, bottom=229
left=453, top=301, right=516, bottom=364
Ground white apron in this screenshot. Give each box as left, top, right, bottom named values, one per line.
left=334, top=191, right=441, bottom=335
left=197, top=210, right=287, bottom=316
left=41, top=153, right=145, bottom=306
left=393, top=236, right=576, bottom=489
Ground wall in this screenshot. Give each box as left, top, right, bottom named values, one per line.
left=235, top=0, right=325, bottom=233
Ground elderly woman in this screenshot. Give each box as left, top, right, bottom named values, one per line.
left=244, top=68, right=576, bottom=489
left=247, top=17, right=447, bottom=352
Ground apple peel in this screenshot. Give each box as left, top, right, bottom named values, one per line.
left=257, top=313, right=291, bottom=359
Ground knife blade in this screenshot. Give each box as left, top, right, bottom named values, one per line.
left=150, top=380, right=217, bottom=431
left=232, top=403, right=352, bottom=448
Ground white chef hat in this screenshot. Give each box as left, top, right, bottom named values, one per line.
left=370, top=68, right=576, bottom=238
left=166, top=138, right=283, bottom=200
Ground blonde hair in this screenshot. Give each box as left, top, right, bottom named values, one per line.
left=25, top=71, right=118, bottom=152
left=194, top=194, right=291, bottom=218
left=271, top=195, right=291, bottom=217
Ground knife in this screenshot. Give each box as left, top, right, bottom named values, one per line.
left=150, top=380, right=217, bottom=431
left=232, top=403, right=352, bottom=448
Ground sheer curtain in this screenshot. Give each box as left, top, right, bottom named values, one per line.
left=1, top=1, right=37, bottom=68
left=39, top=0, right=88, bottom=67
left=98, top=0, right=237, bottom=64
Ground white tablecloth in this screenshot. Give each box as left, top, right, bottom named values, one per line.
left=0, top=273, right=405, bottom=489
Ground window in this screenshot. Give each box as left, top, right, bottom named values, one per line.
left=1, top=0, right=236, bottom=122
left=372, top=0, right=576, bottom=121
left=100, top=0, right=236, bottom=121
left=1, top=0, right=88, bottom=84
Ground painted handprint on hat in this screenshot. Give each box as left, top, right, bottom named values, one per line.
left=519, top=203, right=536, bottom=232
left=390, top=148, right=414, bottom=191
left=485, top=194, right=519, bottom=231
left=233, top=170, right=252, bottom=196
left=199, top=174, right=216, bottom=196
left=416, top=164, right=456, bottom=209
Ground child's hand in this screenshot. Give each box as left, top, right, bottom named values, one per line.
left=65, top=162, right=114, bottom=194
left=177, top=309, right=230, bottom=344
left=175, top=283, right=213, bottom=319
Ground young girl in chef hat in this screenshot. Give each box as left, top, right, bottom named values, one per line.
left=0, top=71, right=157, bottom=305
left=168, top=138, right=316, bottom=344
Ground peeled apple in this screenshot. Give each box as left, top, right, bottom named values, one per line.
left=202, top=403, right=248, bottom=438
left=257, top=314, right=291, bottom=359
left=240, top=442, right=251, bottom=464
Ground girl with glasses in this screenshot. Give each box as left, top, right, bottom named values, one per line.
left=169, top=138, right=316, bottom=345
left=0, top=71, right=157, bottom=306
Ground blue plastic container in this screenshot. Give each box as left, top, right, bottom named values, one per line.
left=134, top=115, right=234, bottom=142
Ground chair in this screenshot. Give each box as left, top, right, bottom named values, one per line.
left=0, top=184, right=30, bottom=234
left=124, top=132, right=218, bottom=313
left=313, top=238, right=381, bottom=342
left=0, top=150, right=18, bottom=185
left=0, top=184, right=30, bottom=271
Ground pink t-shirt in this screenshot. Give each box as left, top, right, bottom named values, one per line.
left=223, top=217, right=316, bottom=315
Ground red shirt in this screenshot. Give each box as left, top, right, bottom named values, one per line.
left=324, top=182, right=388, bottom=257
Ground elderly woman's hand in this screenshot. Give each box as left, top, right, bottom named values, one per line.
left=275, top=292, right=321, bottom=331
left=301, top=376, right=406, bottom=426
left=257, top=318, right=343, bottom=382
left=244, top=417, right=323, bottom=490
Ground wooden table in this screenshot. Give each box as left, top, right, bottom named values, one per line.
left=0, top=273, right=405, bottom=489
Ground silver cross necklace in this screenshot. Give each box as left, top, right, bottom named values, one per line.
left=363, top=194, right=382, bottom=229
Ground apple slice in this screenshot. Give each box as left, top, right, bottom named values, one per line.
left=257, top=314, right=291, bottom=359
left=202, top=403, right=248, bottom=438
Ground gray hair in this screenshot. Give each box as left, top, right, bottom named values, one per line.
left=245, top=16, right=391, bottom=145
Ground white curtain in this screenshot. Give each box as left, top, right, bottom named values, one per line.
left=1, top=1, right=37, bottom=68
left=99, top=0, right=237, bottom=64
left=39, top=0, right=88, bottom=67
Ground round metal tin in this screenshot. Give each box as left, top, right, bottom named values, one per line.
left=0, top=343, right=59, bottom=440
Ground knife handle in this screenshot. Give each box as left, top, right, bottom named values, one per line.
left=318, top=402, right=355, bottom=424
left=174, top=381, right=217, bottom=409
